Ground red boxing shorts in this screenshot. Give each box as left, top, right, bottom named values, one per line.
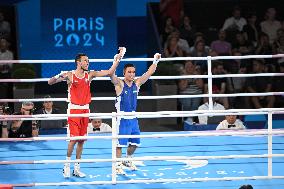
left=67, top=109, right=89, bottom=139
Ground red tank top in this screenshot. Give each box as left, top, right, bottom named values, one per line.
left=68, top=71, right=91, bottom=105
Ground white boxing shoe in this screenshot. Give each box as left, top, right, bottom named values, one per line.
left=62, top=163, right=70, bottom=178
left=73, top=163, right=86, bottom=178
left=116, top=162, right=126, bottom=175
left=123, top=160, right=138, bottom=171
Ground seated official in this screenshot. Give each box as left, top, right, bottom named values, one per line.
left=34, top=95, right=62, bottom=129
left=216, top=115, right=246, bottom=130
left=198, top=98, right=225, bottom=124
left=2, top=102, right=38, bottom=138
left=35, top=95, right=60, bottom=114
left=87, top=118, right=112, bottom=133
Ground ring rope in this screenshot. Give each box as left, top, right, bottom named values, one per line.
left=0, top=92, right=284, bottom=103
left=1, top=73, right=284, bottom=83
left=0, top=54, right=283, bottom=64
left=1, top=108, right=284, bottom=121
left=0, top=129, right=283, bottom=142
left=1, top=108, right=284, bottom=120
left=1, top=154, right=284, bottom=165
left=9, top=176, right=284, bottom=187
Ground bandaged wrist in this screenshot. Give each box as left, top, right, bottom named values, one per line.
left=121, top=47, right=126, bottom=57
left=114, top=54, right=119, bottom=61
left=54, top=72, right=65, bottom=79
left=153, top=59, right=159, bottom=65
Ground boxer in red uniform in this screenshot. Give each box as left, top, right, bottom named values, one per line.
left=48, top=47, right=126, bottom=178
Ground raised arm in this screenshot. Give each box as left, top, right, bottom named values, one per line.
left=89, top=47, right=126, bottom=78
left=136, top=53, right=161, bottom=87
left=48, top=71, right=70, bottom=85
left=110, top=47, right=127, bottom=95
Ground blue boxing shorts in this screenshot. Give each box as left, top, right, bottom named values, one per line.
left=117, top=118, right=140, bottom=147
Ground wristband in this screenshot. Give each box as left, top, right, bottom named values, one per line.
left=121, top=47, right=126, bottom=57
left=54, top=71, right=66, bottom=79
left=153, top=59, right=159, bottom=65
left=113, top=54, right=120, bottom=62
left=54, top=74, right=63, bottom=79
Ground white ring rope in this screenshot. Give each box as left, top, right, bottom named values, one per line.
left=1, top=92, right=284, bottom=103
left=1, top=108, right=284, bottom=121
left=0, top=129, right=283, bottom=142
left=0, top=54, right=283, bottom=64
left=1, top=154, right=284, bottom=165
left=1, top=73, right=284, bottom=83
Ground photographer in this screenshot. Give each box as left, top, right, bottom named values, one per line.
left=2, top=102, right=38, bottom=138
left=0, top=104, right=10, bottom=138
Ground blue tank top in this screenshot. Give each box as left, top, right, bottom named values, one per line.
left=115, top=81, right=138, bottom=112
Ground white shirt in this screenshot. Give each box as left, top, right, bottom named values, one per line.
left=260, top=20, right=281, bottom=44
left=198, top=102, right=225, bottom=124
left=87, top=123, right=112, bottom=133
left=222, top=17, right=247, bottom=31
left=0, top=50, right=13, bottom=60
left=216, top=119, right=246, bottom=130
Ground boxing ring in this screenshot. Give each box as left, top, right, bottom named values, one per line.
left=0, top=54, right=284, bottom=189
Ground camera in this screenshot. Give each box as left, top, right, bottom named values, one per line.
left=0, top=105, right=10, bottom=115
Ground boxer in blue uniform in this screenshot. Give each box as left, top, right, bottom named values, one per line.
left=111, top=52, right=161, bottom=174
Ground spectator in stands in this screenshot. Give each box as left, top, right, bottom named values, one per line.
left=222, top=6, right=247, bottom=43
left=164, top=34, right=184, bottom=57
left=273, top=33, right=284, bottom=64
left=160, top=0, right=184, bottom=27
left=0, top=12, right=11, bottom=40
left=0, top=38, right=13, bottom=76
left=2, top=102, right=38, bottom=138
left=170, top=30, right=190, bottom=55
left=34, top=95, right=62, bottom=130
left=272, top=63, right=284, bottom=108
left=87, top=118, right=112, bottom=133
left=232, top=32, right=254, bottom=55
left=210, top=30, right=232, bottom=55
left=197, top=98, right=225, bottom=124
left=260, top=8, right=281, bottom=44
left=247, top=59, right=275, bottom=108
left=222, top=6, right=247, bottom=32
left=179, top=15, right=196, bottom=47
left=0, top=38, right=14, bottom=105
left=239, top=184, right=253, bottom=189
left=35, top=95, right=60, bottom=115
left=216, top=115, right=246, bottom=130
left=161, top=17, right=176, bottom=44
left=178, top=61, right=203, bottom=123
left=272, top=28, right=284, bottom=54
left=243, top=11, right=260, bottom=47
left=255, top=32, right=273, bottom=56
left=190, top=32, right=211, bottom=53
left=190, top=39, right=209, bottom=73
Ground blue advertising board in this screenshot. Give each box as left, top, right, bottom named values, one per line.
left=40, top=0, right=117, bottom=77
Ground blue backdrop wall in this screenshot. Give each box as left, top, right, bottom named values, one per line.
left=16, top=0, right=159, bottom=78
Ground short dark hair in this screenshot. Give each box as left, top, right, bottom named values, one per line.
left=239, top=184, right=253, bottom=189
left=75, top=53, right=87, bottom=64
left=123, top=64, right=135, bottom=74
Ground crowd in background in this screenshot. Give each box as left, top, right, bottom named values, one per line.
left=159, top=1, right=284, bottom=124
left=0, top=11, right=14, bottom=101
